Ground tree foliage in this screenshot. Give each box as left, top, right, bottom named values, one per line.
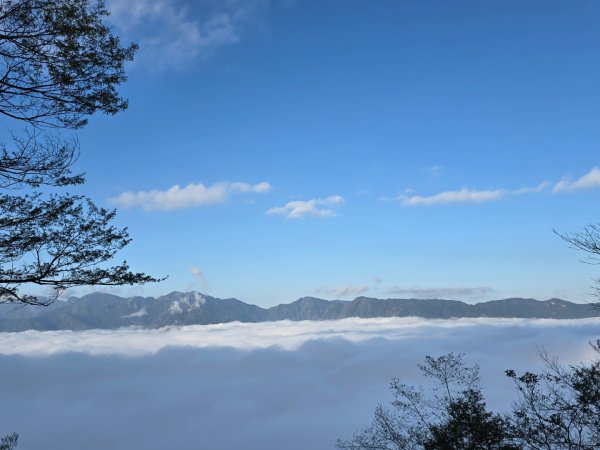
left=339, top=346, right=600, bottom=449
left=0, top=0, right=136, bottom=128
left=506, top=341, right=600, bottom=449
left=337, top=353, right=516, bottom=450
left=424, top=388, right=516, bottom=450
left=0, top=0, right=160, bottom=305
left=0, top=193, right=157, bottom=305
left=0, top=433, right=18, bottom=450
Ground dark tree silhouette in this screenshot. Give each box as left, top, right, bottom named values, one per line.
left=0, top=0, right=160, bottom=306
left=339, top=348, right=600, bottom=449
left=0, top=193, right=159, bottom=305
left=337, top=353, right=517, bottom=450
left=424, top=388, right=517, bottom=450
left=0, top=0, right=136, bottom=129
left=0, top=433, right=18, bottom=450
left=556, top=224, right=600, bottom=302
left=506, top=341, right=600, bottom=449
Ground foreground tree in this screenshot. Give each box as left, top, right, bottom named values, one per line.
left=339, top=347, right=600, bottom=449
left=0, top=0, right=160, bottom=305
left=0, top=433, right=18, bottom=450
left=424, top=388, right=517, bottom=450
left=0, top=0, right=136, bottom=129
left=556, top=224, right=600, bottom=301
left=337, top=353, right=517, bottom=450
left=506, top=341, right=600, bottom=449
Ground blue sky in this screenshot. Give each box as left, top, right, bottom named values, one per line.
left=67, top=0, right=600, bottom=305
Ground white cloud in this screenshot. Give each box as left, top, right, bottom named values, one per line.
left=387, top=286, right=494, bottom=300
left=553, top=167, right=600, bottom=193
left=190, top=266, right=209, bottom=289
left=512, top=181, right=550, bottom=195
left=396, top=182, right=548, bottom=206
left=399, top=188, right=505, bottom=206
left=109, top=181, right=271, bottom=211
left=1, top=316, right=598, bottom=356
left=390, top=167, right=599, bottom=208
left=313, top=284, right=370, bottom=298
left=108, top=0, right=207, bottom=68
left=122, top=308, right=148, bottom=318
left=190, top=266, right=204, bottom=278
left=425, top=165, right=442, bottom=177
left=266, top=195, right=344, bottom=219
left=0, top=318, right=599, bottom=450
left=106, top=0, right=284, bottom=70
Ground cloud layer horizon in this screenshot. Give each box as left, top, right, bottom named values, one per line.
left=2, top=317, right=599, bottom=450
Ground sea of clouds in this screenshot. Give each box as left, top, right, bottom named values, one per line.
left=1, top=317, right=599, bottom=450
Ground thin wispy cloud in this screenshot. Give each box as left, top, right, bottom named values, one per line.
left=425, top=165, right=442, bottom=177
left=400, top=188, right=505, bottom=206
left=106, top=0, right=283, bottom=70
left=109, top=181, right=271, bottom=211
left=512, top=181, right=550, bottom=195
left=553, top=167, right=600, bottom=193
left=190, top=266, right=209, bottom=289
left=387, top=286, right=494, bottom=300
left=313, top=284, right=370, bottom=298
left=395, top=167, right=600, bottom=207
left=266, top=195, right=344, bottom=219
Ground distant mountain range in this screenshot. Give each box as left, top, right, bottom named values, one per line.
left=0, top=291, right=598, bottom=332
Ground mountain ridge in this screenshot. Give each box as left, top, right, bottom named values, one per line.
left=0, top=292, right=598, bottom=332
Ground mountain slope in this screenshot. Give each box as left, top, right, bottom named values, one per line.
left=0, top=292, right=598, bottom=331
